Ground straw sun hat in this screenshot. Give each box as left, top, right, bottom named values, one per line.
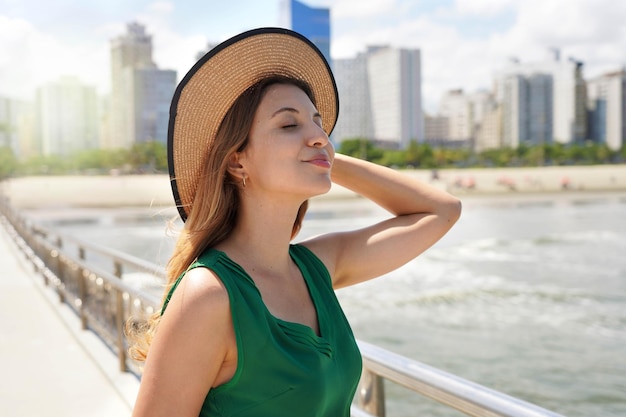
left=168, top=27, right=339, bottom=222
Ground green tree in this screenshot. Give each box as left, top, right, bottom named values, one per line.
left=128, top=141, right=168, bottom=172
left=0, top=146, right=18, bottom=179
left=18, top=154, right=71, bottom=175
left=338, top=138, right=383, bottom=162
left=377, top=150, right=406, bottom=167
left=406, top=141, right=435, bottom=168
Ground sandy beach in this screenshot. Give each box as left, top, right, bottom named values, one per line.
left=1, top=164, right=626, bottom=210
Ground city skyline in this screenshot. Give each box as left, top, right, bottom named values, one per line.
left=2, top=0, right=626, bottom=113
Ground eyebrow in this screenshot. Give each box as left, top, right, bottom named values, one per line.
left=271, top=107, right=322, bottom=120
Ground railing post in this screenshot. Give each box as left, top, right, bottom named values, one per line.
left=78, top=247, right=88, bottom=330
left=114, top=261, right=123, bottom=279
left=357, top=368, right=386, bottom=417
left=112, top=260, right=126, bottom=371
left=115, top=288, right=127, bottom=372
left=55, top=237, right=65, bottom=303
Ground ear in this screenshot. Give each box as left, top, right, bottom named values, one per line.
left=226, top=152, right=245, bottom=181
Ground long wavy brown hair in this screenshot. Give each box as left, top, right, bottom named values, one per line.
left=126, top=75, right=315, bottom=362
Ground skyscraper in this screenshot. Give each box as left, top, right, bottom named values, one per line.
left=279, top=0, right=331, bottom=66
left=0, top=97, right=30, bottom=157
left=332, top=52, right=372, bottom=142
left=499, top=72, right=553, bottom=148
left=129, top=67, right=177, bottom=145
left=497, top=51, right=586, bottom=145
left=439, top=89, right=473, bottom=142
left=333, top=46, right=423, bottom=148
left=109, top=22, right=176, bottom=148
left=587, top=70, right=626, bottom=151
left=501, top=74, right=528, bottom=148
left=366, top=46, right=423, bottom=148
left=35, top=76, right=98, bottom=156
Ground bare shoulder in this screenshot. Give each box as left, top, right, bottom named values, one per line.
left=162, top=266, right=230, bottom=322
left=299, top=233, right=343, bottom=276
left=135, top=267, right=235, bottom=416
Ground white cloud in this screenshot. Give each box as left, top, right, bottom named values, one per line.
left=454, top=0, right=516, bottom=16
left=134, top=1, right=207, bottom=79
left=0, top=1, right=208, bottom=101
left=0, top=15, right=108, bottom=99
left=332, top=0, right=397, bottom=18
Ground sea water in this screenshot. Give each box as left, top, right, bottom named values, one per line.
left=32, top=191, right=626, bottom=417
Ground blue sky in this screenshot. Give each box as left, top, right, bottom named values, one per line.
left=1, top=0, right=625, bottom=113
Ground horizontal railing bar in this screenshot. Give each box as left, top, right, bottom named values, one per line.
left=50, top=244, right=161, bottom=306
left=31, top=223, right=167, bottom=279
left=358, top=341, right=566, bottom=417
left=350, top=405, right=377, bottom=417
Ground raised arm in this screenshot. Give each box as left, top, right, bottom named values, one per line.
left=304, top=153, right=462, bottom=288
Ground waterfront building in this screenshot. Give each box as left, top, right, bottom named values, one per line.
left=332, top=52, right=373, bottom=143
left=423, top=114, right=449, bottom=144
left=439, top=89, right=473, bottom=142
left=127, top=66, right=176, bottom=145
left=0, top=96, right=34, bottom=158
left=500, top=74, right=527, bottom=148
left=109, top=22, right=176, bottom=149
left=496, top=51, right=586, bottom=145
left=587, top=69, right=626, bottom=151
left=527, top=73, right=553, bottom=146
left=367, top=46, right=423, bottom=148
left=35, top=76, right=98, bottom=156
left=499, top=72, right=553, bottom=148
left=279, top=0, right=331, bottom=66
left=429, top=89, right=496, bottom=150
left=333, top=45, right=423, bottom=149
left=475, top=105, right=503, bottom=152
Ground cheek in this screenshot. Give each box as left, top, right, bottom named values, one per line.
left=326, top=142, right=336, bottom=159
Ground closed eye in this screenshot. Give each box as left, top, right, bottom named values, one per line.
left=282, top=124, right=297, bottom=129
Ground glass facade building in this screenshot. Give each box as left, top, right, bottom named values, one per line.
left=280, top=0, right=331, bottom=66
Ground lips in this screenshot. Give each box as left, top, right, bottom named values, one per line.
left=306, top=154, right=331, bottom=168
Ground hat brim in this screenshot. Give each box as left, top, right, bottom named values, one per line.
left=168, top=27, right=339, bottom=222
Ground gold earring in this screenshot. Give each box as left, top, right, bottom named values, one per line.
left=242, top=176, right=246, bottom=188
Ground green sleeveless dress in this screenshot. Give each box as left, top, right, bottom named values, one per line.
left=162, top=244, right=362, bottom=417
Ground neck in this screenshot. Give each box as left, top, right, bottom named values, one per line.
left=217, top=194, right=303, bottom=276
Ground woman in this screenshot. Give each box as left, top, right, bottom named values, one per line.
left=129, top=28, right=461, bottom=417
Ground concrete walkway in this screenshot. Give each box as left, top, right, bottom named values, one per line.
left=0, top=219, right=139, bottom=417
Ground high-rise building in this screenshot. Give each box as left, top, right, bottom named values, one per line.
left=367, top=46, right=423, bottom=148
left=475, top=105, right=503, bottom=152
left=35, top=76, right=99, bottom=156
left=587, top=69, right=626, bottom=151
left=332, top=52, right=372, bottom=142
left=109, top=22, right=176, bottom=148
left=499, top=72, right=553, bottom=148
left=497, top=51, right=586, bottom=145
left=429, top=89, right=495, bottom=150
left=0, top=96, right=32, bottom=158
left=128, top=67, right=177, bottom=144
left=527, top=73, right=553, bottom=146
left=333, top=46, right=423, bottom=148
left=280, top=0, right=331, bottom=66
left=439, top=89, right=473, bottom=142
left=501, top=74, right=528, bottom=148
left=423, top=115, right=449, bottom=144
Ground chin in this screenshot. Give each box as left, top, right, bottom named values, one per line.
left=311, top=181, right=333, bottom=197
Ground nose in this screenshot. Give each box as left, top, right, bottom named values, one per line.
left=307, top=123, right=329, bottom=148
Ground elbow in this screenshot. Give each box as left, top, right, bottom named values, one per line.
left=443, top=196, right=462, bottom=226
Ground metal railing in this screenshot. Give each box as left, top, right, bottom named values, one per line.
left=0, top=197, right=566, bottom=417
left=0, top=197, right=161, bottom=375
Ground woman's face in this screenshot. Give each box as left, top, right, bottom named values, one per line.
left=240, top=83, right=335, bottom=199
